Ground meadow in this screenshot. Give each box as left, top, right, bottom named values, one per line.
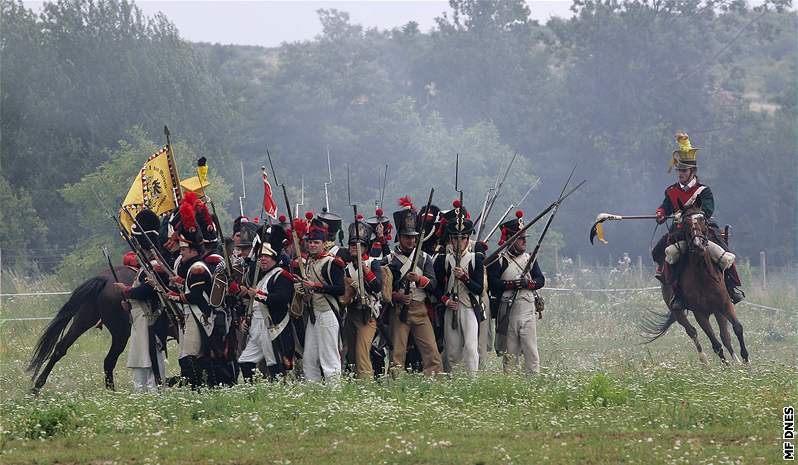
left=1, top=264, right=795, bottom=464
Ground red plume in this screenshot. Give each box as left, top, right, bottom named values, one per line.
left=452, top=199, right=461, bottom=208
left=356, top=214, right=364, bottom=220
left=292, top=218, right=307, bottom=238
left=279, top=214, right=287, bottom=223
left=305, top=211, right=314, bottom=220
left=398, top=196, right=414, bottom=209
left=516, top=210, right=523, bottom=218
left=375, top=208, right=384, bottom=216
left=183, top=191, right=199, bottom=205
left=179, top=198, right=197, bottom=232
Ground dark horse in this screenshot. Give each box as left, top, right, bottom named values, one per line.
left=643, top=204, right=749, bottom=364
left=28, top=266, right=137, bottom=393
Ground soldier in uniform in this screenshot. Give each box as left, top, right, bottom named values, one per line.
left=382, top=197, right=443, bottom=376
left=238, top=226, right=295, bottom=381
left=652, top=133, right=744, bottom=312
left=167, top=200, right=215, bottom=389
left=114, top=209, right=168, bottom=392
left=293, top=215, right=346, bottom=383
left=487, top=210, right=545, bottom=374
left=434, top=201, right=484, bottom=373
left=340, top=217, right=383, bottom=379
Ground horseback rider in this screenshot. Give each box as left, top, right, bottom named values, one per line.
left=434, top=201, right=484, bottom=373
left=652, top=133, right=745, bottom=312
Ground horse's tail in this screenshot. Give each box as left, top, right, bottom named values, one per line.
left=640, top=310, right=677, bottom=344
left=27, top=277, right=106, bottom=379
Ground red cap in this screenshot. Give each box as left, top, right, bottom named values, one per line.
left=305, top=211, right=314, bottom=220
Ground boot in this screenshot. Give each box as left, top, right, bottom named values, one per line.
left=724, top=270, right=745, bottom=304
left=239, top=362, right=256, bottom=383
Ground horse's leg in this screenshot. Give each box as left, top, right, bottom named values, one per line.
left=694, top=312, right=727, bottom=364
left=673, top=310, right=707, bottom=365
left=32, top=310, right=98, bottom=393
left=102, top=311, right=131, bottom=391
left=715, top=313, right=739, bottom=363
left=726, top=305, right=749, bottom=363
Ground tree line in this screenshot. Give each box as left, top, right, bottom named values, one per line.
left=1, top=0, right=795, bottom=281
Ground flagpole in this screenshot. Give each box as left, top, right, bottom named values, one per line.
left=164, top=125, right=182, bottom=205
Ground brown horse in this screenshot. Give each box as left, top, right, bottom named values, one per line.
left=27, top=266, right=137, bottom=393
left=643, top=204, right=748, bottom=364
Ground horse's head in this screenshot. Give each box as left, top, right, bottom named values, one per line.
left=681, top=201, right=709, bottom=253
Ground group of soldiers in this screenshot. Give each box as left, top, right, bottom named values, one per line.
left=116, top=187, right=546, bottom=391
left=114, top=132, right=744, bottom=391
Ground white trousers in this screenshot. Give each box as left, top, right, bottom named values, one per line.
left=303, top=310, right=341, bottom=383
left=502, top=302, right=539, bottom=374
left=130, top=352, right=164, bottom=393
left=238, top=315, right=277, bottom=366
left=443, top=304, right=479, bottom=373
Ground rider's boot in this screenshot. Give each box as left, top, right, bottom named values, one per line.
left=724, top=263, right=745, bottom=304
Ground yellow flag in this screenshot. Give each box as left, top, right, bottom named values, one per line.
left=119, top=145, right=181, bottom=232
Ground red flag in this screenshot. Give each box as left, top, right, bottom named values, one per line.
left=262, top=169, right=278, bottom=219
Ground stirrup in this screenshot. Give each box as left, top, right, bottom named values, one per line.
left=728, top=286, right=745, bottom=304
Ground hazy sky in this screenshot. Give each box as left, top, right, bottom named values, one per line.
left=26, top=1, right=575, bottom=47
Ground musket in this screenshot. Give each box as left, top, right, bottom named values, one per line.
left=501, top=167, right=579, bottom=328
left=118, top=206, right=184, bottom=330
left=395, top=188, right=435, bottom=323
left=239, top=161, right=247, bottom=217
left=347, top=165, right=371, bottom=323
left=324, top=146, right=333, bottom=213
left=102, top=246, right=125, bottom=297
left=242, top=223, right=266, bottom=339
left=450, top=153, right=464, bottom=331
left=484, top=179, right=539, bottom=243
left=268, top=149, right=313, bottom=323
left=475, top=152, right=517, bottom=242
left=485, top=179, right=586, bottom=267
left=93, top=173, right=174, bottom=330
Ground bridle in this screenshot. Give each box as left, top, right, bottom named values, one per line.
left=684, top=210, right=708, bottom=252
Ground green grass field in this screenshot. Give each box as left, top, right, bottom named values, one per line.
left=1, top=268, right=795, bottom=464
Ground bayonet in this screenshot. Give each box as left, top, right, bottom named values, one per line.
left=324, top=146, right=333, bottom=212
left=239, top=161, right=246, bottom=217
